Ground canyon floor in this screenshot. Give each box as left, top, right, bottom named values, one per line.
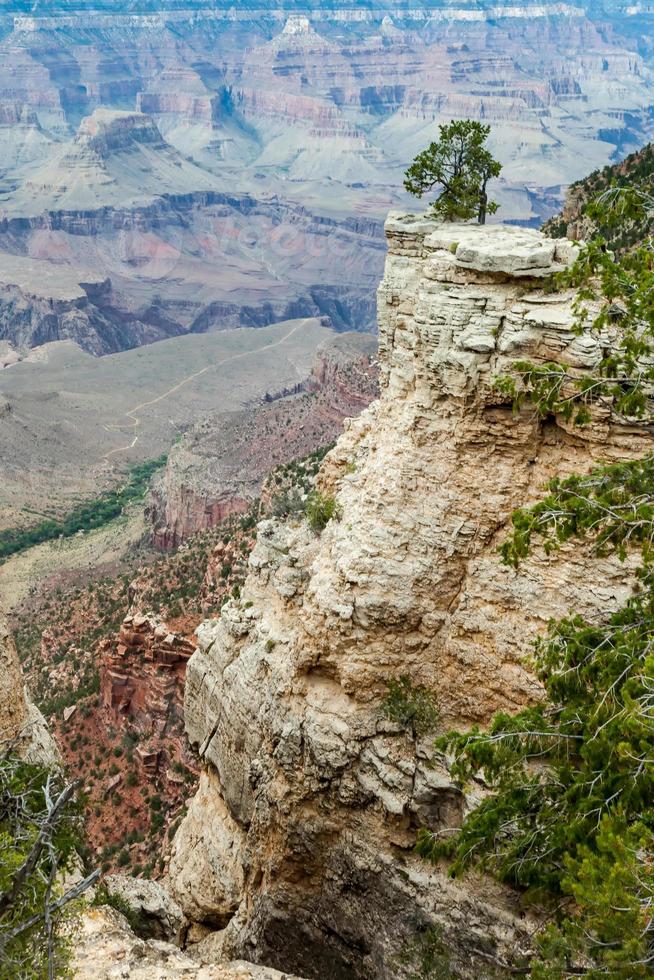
left=0, top=317, right=332, bottom=528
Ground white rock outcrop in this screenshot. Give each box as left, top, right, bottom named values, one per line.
left=74, top=907, right=307, bottom=979
left=104, top=874, right=186, bottom=943
left=169, top=216, right=650, bottom=978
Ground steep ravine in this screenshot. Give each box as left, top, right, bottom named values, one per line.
left=167, top=215, right=652, bottom=978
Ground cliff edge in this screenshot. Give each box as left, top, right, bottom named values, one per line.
left=168, top=216, right=650, bottom=978
left=0, top=614, right=57, bottom=764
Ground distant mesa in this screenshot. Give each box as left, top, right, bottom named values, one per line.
left=271, top=13, right=334, bottom=50
left=282, top=15, right=313, bottom=36
left=380, top=14, right=401, bottom=35
left=4, top=107, right=220, bottom=215
left=76, top=108, right=167, bottom=156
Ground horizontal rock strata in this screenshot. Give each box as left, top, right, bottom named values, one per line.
left=168, top=216, right=651, bottom=978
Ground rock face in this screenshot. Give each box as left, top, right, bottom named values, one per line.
left=0, top=251, right=184, bottom=355
left=104, top=873, right=186, bottom=942
left=148, top=333, right=378, bottom=550
left=168, top=215, right=651, bottom=979
left=16, top=109, right=220, bottom=214
left=74, top=906, right=308, bottom=980
left=101, top=612, right=196, bottom=738
left=0, top=614, right=56, bottom=764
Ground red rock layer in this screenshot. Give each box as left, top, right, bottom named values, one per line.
left=101, top=612, right=196, bottom=742
left=148, top=335, right=378, bottom=551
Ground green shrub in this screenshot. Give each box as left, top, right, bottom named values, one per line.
left=271, top=488, right=305, bottom=518
left=395, top=925, right=452, bottom=979
left=93, top=885, right=143, bottom=935
left=382, top=676, right=439, bottom=737
left=305, top=491, right=341, bottom=533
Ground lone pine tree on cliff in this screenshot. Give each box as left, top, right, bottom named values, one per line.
left=404, top=119, right=501, bottom=224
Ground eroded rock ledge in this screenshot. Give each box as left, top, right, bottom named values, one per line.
left=168, top=216, right=650, bottom=978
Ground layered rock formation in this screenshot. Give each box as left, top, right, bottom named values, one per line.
left=0, top=251, right=185, bottom=355
left=0, top=104, right=385, bottom=352
left=101, top=612, right=196, bottom=740
left=148, top=333, right=378, bottom=550
left=168, top=216, right=650, bottom=979
left=15, top=109, right=220, bottom=214
left=3, top=1, right=654, bottom=361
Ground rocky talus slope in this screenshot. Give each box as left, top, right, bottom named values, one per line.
left=543, top=141, right=654, bottom=249
left=167, top=214, right=652, bottom=979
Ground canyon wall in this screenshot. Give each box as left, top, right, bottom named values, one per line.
left=3, top=1, right=654, bottom=360
left=10, top=199, right=648, bottom=977
left=148, top=334, right=378, bottom=550
left=0, top=614, right=56, bottom=763
left=167, top=216, right=651, bottom=978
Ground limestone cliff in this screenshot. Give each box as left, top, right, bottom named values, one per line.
left=0, top=614, right=56, bottom=763
left=168, top=216, right=650, bottom=978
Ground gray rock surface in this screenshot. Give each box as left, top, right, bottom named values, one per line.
left=0, top=614, right=57, bottom=765
left=74, top=906, right=307, bottom=978
left=104, top=874, right=186, bottom=942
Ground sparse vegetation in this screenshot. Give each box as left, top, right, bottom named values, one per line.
left=0, top=753, right=98, bottom=979
left=9, top=442, right=338, bottom=884
left=305, top=491, right=342, bottom=533
left=422, top=181, right=654, bottom=976
left=93, top=882, right=144, bottom=936
left=0, top=456, right=167, bottom=562
left=382, top=676, right=439, bottom=737
left=271, top=487, right=305, bottom=518
left=395, top=926, right=453, bottom=979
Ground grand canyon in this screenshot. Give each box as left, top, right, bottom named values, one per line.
left=1, top=0, right=653, bottom=363
left=1, top=2, right=654, bottom=979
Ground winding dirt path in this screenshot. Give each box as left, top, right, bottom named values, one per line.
left=103, top=319, right=311, bottom=460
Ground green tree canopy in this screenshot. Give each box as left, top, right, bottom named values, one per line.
left=0, top=751, right=99, bottom=978
left=404, top=120, right=502, bottom=225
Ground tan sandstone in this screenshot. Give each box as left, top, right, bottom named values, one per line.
left=168, top=215, right=651, bottom=978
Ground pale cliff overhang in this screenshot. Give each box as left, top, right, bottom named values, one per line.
left=384, top=210, right=578, bottom=277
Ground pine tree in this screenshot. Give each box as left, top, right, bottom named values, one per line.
left=404, top=120, right=501, bottom=224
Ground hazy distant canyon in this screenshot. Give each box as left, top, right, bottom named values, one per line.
left=0, top=0, right=653, bottom=357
